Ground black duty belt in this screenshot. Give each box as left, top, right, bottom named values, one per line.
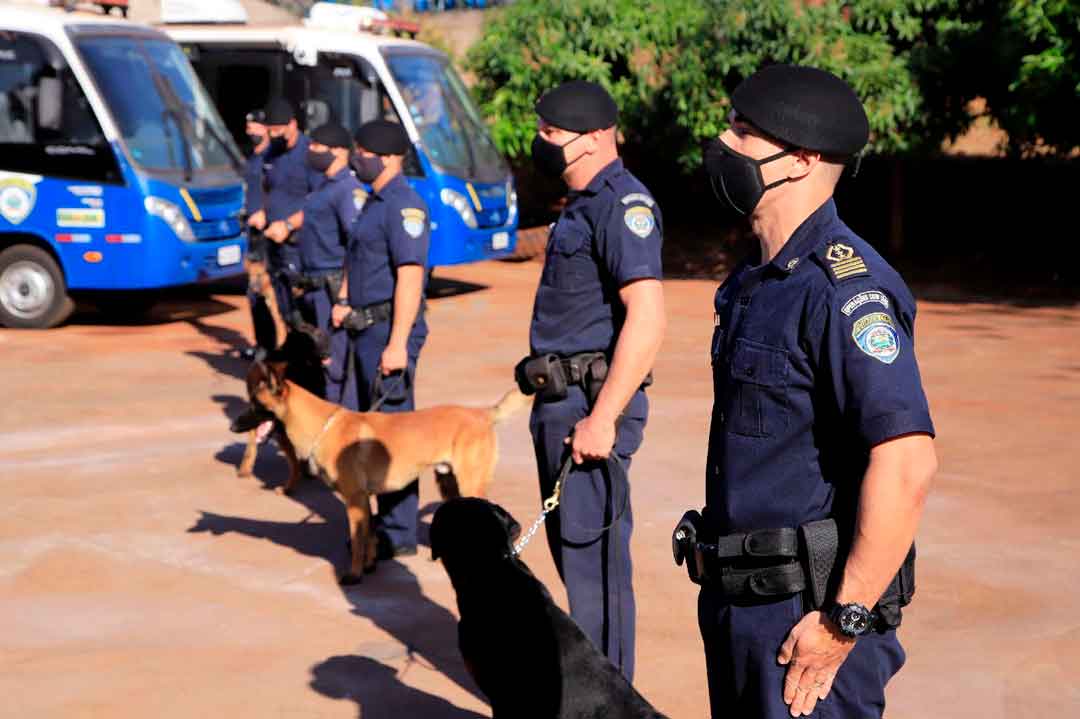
left=342, top=300, right=393, bottom=332
left=673, top=513, right=916, bottom=629
left=293, top=270, right=344, bottom=293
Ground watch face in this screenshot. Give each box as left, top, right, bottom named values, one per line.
left=840, top=605, right=872, bottom=635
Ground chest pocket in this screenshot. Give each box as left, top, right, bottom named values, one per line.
left=726, top=337, right=790, bottom=438
left=543, top=224, right=591, bottom=290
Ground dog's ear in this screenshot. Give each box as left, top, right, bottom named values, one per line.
left=490, top=502, right=521, bottom=543
left=267, top=361, right=288, bottom=395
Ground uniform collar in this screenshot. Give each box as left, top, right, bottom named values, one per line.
left=578, top=158, right=625, bottom=197
left=371, top=172, right=407, bottom=201
left=769, top=198, right=838, bottom=274
left=327, top=166, right=351, bottom=183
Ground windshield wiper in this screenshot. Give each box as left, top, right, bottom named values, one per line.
left=148, top=67, right=195, bottom=183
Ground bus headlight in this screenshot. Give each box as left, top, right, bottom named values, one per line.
left=440, top=188, right=478, bottom=229
left=506, top=178, right=518, bottom=226
left=144, top=196, right=196, bottom=242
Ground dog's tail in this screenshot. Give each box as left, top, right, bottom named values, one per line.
left=490, top=388, right=532, bottom=424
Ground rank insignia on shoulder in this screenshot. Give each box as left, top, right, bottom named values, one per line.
left=401, top=207, right=426, bottom=239
left=624, top=205, right=655, bottom=239
left=825, top=242, right=868, bottom=280
left=620, top=192, right=655, bottom=208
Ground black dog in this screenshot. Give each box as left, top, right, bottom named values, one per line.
left=431, top=498, right=668, bottom=719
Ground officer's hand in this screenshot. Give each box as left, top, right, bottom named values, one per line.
left=264, top=221, right=289, bottom=243
left=331, top=304, right=351, bottom=328
left=566, top=414, right=616, bottom=464
left=247, top=210, right=266, bottom=230
left=777, top=611, right=856, bottom=717
left=380, top=343, right=408, bottom=375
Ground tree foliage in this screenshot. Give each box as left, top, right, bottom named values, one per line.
left=466, top=0, right=1080, bottom=171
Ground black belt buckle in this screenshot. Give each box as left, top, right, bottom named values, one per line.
left=361, top=306, right=376, bottom=328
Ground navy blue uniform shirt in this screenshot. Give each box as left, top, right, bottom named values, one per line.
left=262, top=134, right=322, bottom=223
left=529, top=158, right=663, bottom=356
left=706, top=199, right=934, bottom=535
left=243, top=150, right=264, bottom=216
left=298, top=167, right=364, bottom=272
left=345, top=173, right=430, bottom=308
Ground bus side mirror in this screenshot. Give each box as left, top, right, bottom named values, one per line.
left=37, top=76, right=63, bottom=131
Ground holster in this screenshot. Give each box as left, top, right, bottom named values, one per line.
left=341, top=301, right=393, bottom=333
left=514, top=352, right=651, bottom=409
left=672, top=511, right=916, bottom=629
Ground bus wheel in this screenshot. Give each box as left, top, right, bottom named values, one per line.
left=0, top=245, right=75, bottom=329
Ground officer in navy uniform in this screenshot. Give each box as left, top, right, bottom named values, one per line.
left=331, top=120, right=429, bottom=561
left=685, top=65, right=938, bottom=718
left=519, top=80, right=666, bottom=680
left=242, top=111, right=273, bottom=355
left=246, top=98, right=324, bottom=330
left=295, top=122, right=364, bottom=405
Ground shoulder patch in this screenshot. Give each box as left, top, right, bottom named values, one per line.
left=623, top=205, right=655, bottom=239
left=825, top=242, right=869, bottom=281
left=352, top=188, right=368, bottom=212
left=620, top=192, right=655, bottom=208
left=400, top=207, right=426, bottom=239
left=852, top=311, right=900, bottom=364
left=841, top=289, right=889, bottom=316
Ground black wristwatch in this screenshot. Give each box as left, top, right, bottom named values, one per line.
left=827, top=602, right=875, bottom=638
left=335, top=298, right=350, bottom=307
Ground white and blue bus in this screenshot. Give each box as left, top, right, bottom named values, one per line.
left=167, top=14, right=518, bottom=270
left=0, top=4, right=247, bottom=328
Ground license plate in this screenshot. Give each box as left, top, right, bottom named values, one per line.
left=492, top=231, right=509, bottom=250
left=217, top=244, right=242, bottom=266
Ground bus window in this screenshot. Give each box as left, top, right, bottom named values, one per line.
left=77, top=34, right=236, bottom=177
left=384, top=51, right=507, bottom=184
left=0, top=31, right=116, bottom=182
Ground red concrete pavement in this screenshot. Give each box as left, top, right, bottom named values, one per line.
left=1, top=259, right=1078, bottom=718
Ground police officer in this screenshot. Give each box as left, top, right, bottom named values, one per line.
left=331, top=119, right=429, bottom=559
left=242, top=111, right=274, bottom=356
left=687, top=65, right=938, bottom=718
left=295, top=122, right=364, bottom=405
left=246, top=98, right=323, bottom=330
left=519, top=80, right=665, bottom=680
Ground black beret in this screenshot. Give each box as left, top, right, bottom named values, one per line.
left=535, top=80, right=618, bottom=133
left=263, top=97, right=296, bottom=126
left=354, top=120, right=410, bottom=156
left=731, top=65, right=869, bottom=157
left=309, top=122, right=352, bottom=150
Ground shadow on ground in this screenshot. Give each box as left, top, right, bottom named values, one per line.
left=189, top=451, right=485, bottom=715
left=310, top=655, right=486, bottom=719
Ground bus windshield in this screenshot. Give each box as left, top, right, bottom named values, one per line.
left=76, top=35, right=238, bottom=176
left=384, top=52, right=507, bottom=184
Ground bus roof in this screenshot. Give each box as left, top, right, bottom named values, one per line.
left=163, top=24, right=442, bottom=59
left=0, top=3, right=166, bottom=38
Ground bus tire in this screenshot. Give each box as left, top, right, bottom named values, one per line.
left=0, top=245, right=75, bottom=329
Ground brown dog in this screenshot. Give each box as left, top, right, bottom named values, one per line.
left=243, top=360, right=531, bottom=584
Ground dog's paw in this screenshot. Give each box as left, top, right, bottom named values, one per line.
left=339, top=573, right=363, bottom=586
left=274, top=485, right=294, bottom=496
left=237, top=468, right=253, bottom=478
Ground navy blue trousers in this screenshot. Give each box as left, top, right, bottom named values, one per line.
left=529, top=386, right=648, bottom=681
left=342, top=319, right=425, bottom=549
left=698, top=589, right=906, bottom=718
left=298, top=288, right=352, bottom=405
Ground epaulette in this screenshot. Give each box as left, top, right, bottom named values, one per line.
left=816, top=241, right=870, bottom=283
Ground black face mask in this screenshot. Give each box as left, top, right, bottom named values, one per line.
left=268, top=134, right=289, bottom=155
left=703, top=139, right=792, bottom=215
left=247, top=133, right=266, bottom=147
left=531, top=132, right=586, bottom=179
left=350, top=153, right=385, bottom=184
left=306, top=149, right=335, bottom=173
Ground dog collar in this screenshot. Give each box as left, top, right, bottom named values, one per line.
left=307, top=407, right=344, bottom=474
